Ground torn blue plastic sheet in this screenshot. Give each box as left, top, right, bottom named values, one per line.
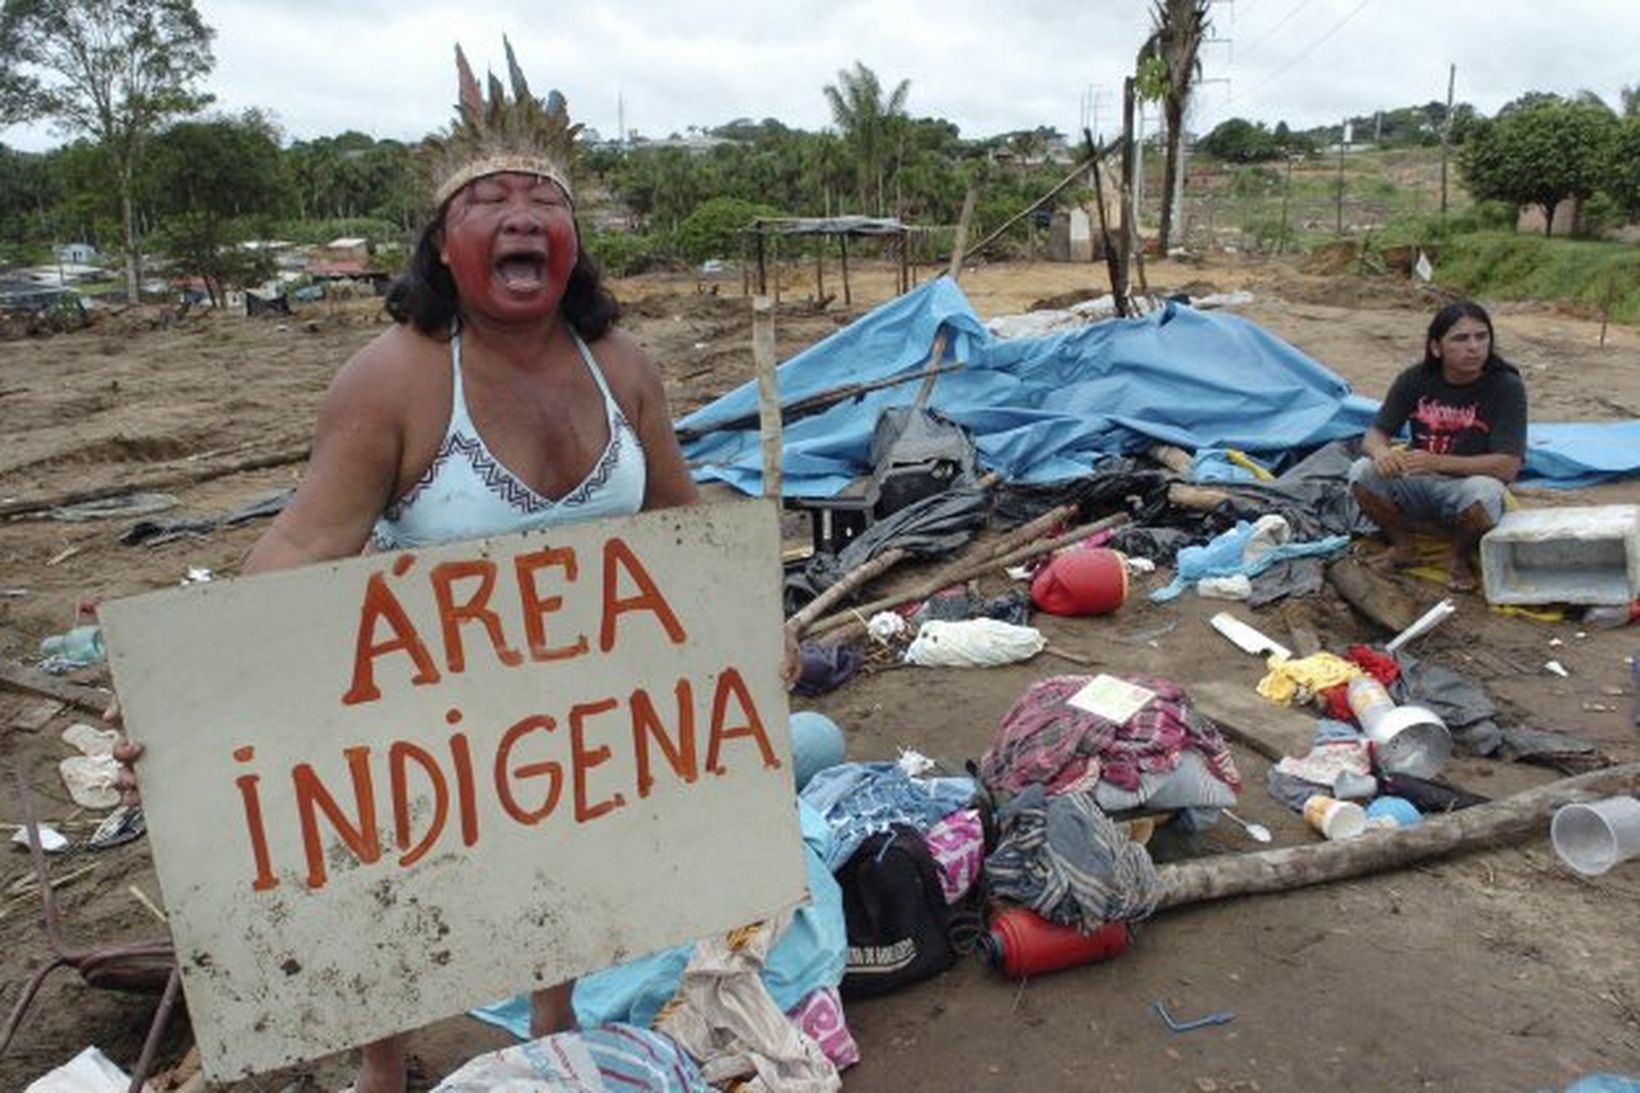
left=676, top=280, right=1638, bottom=497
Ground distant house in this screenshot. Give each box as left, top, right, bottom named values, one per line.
left=324, top=237, right=372, bottom=260
left=55, top=242, right=97, bottom=264
left=1516, top=196, right=1582, bottom=237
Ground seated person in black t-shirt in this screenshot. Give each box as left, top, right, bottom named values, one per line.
left=1348, top=301, right=1527, bottom=592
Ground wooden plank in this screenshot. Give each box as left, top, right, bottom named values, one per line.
left=0, top=657, right=111, bottom=715
left=1188, top=678, right=1321, bottom=763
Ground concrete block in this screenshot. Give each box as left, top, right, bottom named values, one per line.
left=1480, top=504, right=1640, bottom=606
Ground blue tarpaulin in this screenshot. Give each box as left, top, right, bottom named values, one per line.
left=678, top=280, right=1639, bottom=497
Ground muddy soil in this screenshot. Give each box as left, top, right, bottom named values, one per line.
left=2, top=255, right=1638, bottom=1092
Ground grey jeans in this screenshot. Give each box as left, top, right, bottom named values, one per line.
left=1348, top=456, right=1507, bottom=527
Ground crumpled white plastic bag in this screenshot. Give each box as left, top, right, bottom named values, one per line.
left=903, top=618, right=1046, bottom=668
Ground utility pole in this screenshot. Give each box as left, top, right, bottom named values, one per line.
left=1335, top=118, right=1347, bottom=236
left=618, top=90, right=626, bottom=149
left=1440, top=63, right=1456, bottom=215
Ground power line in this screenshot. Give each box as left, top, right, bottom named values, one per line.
left=1237, top=0, right=1314, bottom=59
left=1232, top=0, right=1372, bottom=104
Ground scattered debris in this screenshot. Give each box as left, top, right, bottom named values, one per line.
left=1152, top=999, right=1236, bottom=1032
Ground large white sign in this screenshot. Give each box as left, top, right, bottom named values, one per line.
left=101, top=500, right=805, bottom=1082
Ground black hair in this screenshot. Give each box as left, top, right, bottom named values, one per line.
left=1420, top=300, right=1516, bottom=375
left=384, top=213, right=620, bottom=340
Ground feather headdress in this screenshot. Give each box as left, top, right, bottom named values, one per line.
left=422, top=37, right=580, bottom=207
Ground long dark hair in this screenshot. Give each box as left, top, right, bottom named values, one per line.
left=385, top=214, right=620, bottom=340
left=1420, top=300, right=1517, bottom=375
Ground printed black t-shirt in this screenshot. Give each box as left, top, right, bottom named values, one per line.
left=1372, top=361, right=1528, bottom=458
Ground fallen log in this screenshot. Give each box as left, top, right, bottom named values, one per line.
left=1156, top=762, right=1640, bottom=910
left=0, top=445, right=310, bottom=520
left=1326, top=556, right=1426, bottom=633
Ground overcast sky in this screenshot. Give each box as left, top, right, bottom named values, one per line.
left=3, top=0, right=1635, bottom=152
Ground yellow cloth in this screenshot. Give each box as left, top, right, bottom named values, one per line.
left=1257, top=652, right=1365, bottom=706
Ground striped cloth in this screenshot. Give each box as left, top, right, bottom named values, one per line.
left=984, top=785, right=1161, bottom=928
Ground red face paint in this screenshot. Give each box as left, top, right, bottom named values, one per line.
left=439, top=172, right=578, bottom=324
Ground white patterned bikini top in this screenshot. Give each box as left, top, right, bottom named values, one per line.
left=371, top=330, right=646, bottom=550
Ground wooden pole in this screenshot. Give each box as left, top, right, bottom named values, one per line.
left=1085, top=130, right=1123, bottom=298
left=771, top=234, right=781, bottom=307
left=1336, top=118, right=1347, bottom=236
left=948, top=186, right=978, bottom=281
left=839, top=235, right=852, bottom=308
left=752, top=296, right=781, bottom=499
left=815, top=241, right=825, bottom=303
left=898, top=228, right=910, bottom=294
left=1157, top=763, right=1640, bottom=910
left=1117, top=78, right=1137, bottom=317
left=755, top=228, right=768, bottom=295
left=1440, top=63, right=1456, bottom=215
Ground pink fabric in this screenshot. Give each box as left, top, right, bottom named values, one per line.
left=923, top=808, right=984, bottom=903
left=785, top=986, right=859, bottom=1070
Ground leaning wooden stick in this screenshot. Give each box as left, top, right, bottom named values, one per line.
left=1156, top=762, right=1640, bottom=910
left=812, top=511, right=1131, bottom=640
left=752, top=295, right=782, bottom=500
left=804, top=500, right=1080, bottom=638
left=785, top=548, right=908, bottom=639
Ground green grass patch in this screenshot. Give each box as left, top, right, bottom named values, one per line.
left=1431, top=232, right=1640, bottom=322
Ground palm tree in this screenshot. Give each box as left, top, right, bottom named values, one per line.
left=822, top=61, right=910, bottom=215
left=1138, top=0, right=1210, bottom=252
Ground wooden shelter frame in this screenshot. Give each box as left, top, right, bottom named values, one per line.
left=743, top=216, right=913, bottom=307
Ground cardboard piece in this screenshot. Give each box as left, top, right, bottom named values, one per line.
left=101, top=501, right=805, bottom=1082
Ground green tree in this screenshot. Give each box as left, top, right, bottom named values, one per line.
left=0, top=141, right=58, bottom=246
left=1137, top=0, right=1210, bottom=252
left=822, top=61, right=910, bottom=215
left=1461, top=95, right=1620, bottom=236
left=0, top=0, right=215, bottom=300
left=143, top=110, right=283, bottom=305
left=673, top=195, right=782, bottom=263
left=1199, top=118, right=1282, bottom=163
left=1609, top=115, right=1640, bottom=219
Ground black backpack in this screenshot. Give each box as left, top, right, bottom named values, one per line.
left=836, top=825, right=957, bottom=999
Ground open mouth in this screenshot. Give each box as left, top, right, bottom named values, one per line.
left=495, top=252, right=548, bottom=291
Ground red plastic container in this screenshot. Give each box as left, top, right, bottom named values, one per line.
left=981, top=906, right=1131, bottom=977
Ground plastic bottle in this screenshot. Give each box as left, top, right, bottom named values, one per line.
left=1584, top=600, right=1640, bottom=629
left=980, top=906, right=1130, bottom=978
left=39, top=624, right=106, bottom=666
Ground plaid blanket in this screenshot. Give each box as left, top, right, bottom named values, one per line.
left=978, top=674, right=1240, bottom=796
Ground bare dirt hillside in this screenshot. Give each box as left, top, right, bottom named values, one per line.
left=2, top=255, right=1638, bottom=1092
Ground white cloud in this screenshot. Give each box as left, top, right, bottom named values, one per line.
left=2, top=0, right=1634, bottom=152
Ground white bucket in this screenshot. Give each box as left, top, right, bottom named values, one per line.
left=1551, top=797, right=1640, bottom=876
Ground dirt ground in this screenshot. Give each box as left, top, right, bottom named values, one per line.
left=2, top=254, right=1638, bottom=1092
